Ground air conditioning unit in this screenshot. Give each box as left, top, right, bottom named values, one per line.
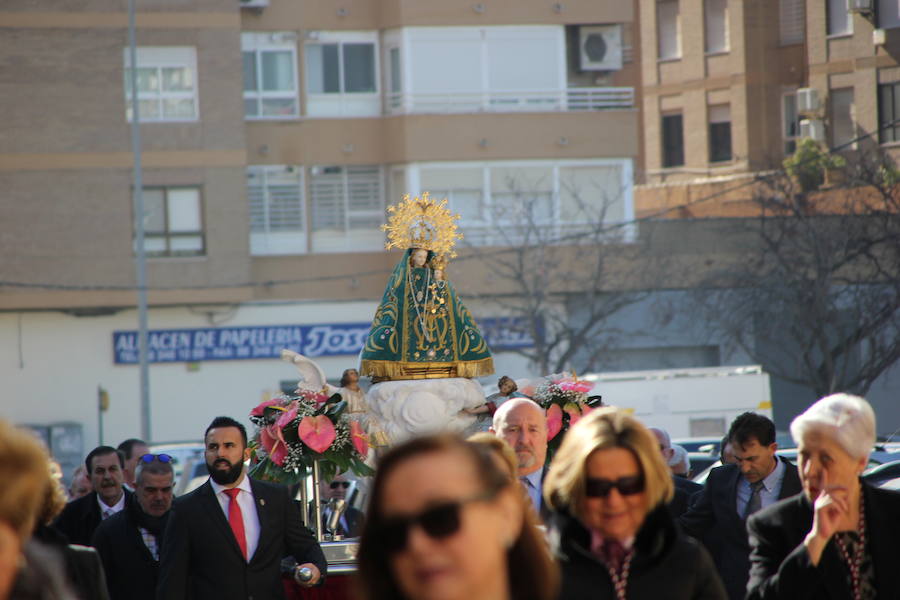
left=579, top=25, right=623, bottom=71
left=849, top=0, right=874, bottom=15
left=240, top=0, right=269, bottom=9
left=799, top=118, right=825, bottom=142
left=796, top=88, right=820, bottom=114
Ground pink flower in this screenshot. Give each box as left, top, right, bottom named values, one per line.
left=563, top=402, right=582, bottom=427
left=250, top=398, right=280, bottom=417
left=546, top=404, right=563, bottom=441
left=276, top=403, right=298, bottom=429
left=298, top=415, right=336, bottom=454
left=559, top=380, right=593, bottom=394
left=350, top=421, right=369, bottom=458
left=260, top=425, right=288, bottom=466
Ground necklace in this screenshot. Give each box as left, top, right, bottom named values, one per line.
left=605, top=548, right=633, bottom=600
left=834, top=495, right=866, bottom=600
left=407, top=265, right=432, bottom=342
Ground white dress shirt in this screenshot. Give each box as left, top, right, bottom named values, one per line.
left=210, top=475, right=261, bottom=562
left=736, top=456, right=786, bottom=516
left=97, top=491, right=126, bottom=520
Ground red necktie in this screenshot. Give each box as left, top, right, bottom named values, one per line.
left=224, top=488, right=247, bottom=560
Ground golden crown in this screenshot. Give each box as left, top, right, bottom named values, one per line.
left=382, top=192, right=462, bottom=259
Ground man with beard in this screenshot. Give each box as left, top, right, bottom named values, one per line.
left=157, top=416, right=326, bottom=600
left=490, top=398, right=549, bottom=519
left=53, top=445, right=132, bottom=546
left=92, top=454, right=174, bottom=600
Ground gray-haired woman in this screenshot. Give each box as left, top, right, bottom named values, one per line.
left=747, top=393, right=900, bottom=600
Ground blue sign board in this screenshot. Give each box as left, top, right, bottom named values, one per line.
left=112, top=318, right=533, bottom=364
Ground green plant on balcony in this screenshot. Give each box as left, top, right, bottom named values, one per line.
left=783, top=137, right=846, bottom=193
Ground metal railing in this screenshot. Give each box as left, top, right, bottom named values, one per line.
left=384, top=87, right=634, bottom=115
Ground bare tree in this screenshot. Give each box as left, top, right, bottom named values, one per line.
left=464, top=169, right=660, bottom=375
left=693, top=144, right=900, bottom=397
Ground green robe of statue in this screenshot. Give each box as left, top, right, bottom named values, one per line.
left=360, top=249, right=494, bottom=381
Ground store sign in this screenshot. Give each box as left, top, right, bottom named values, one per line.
left=112, top=318, right=533, bottom=364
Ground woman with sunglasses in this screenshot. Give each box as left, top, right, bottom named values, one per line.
left=356, top=434, right=558, bottom=600
left=544, top=408, right=726, bottom=600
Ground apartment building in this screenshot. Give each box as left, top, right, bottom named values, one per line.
left=0, top=1, right=641, bottom=448
left=634, top=0, right=900, bottom=218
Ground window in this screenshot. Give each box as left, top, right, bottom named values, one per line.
left=309, top=165, right=384, bottom=252
left=878, top=82, right=900, bottom=144
left=704, top=0, right=728, bottom=54
left=305, top=32, right=379, bottom=117
left=879, top=0, right=900, bottom=29
left=827, top=0, right=852, bottom=36
left=242, top=33, right=299, bottom=119
left=780, top=0, right=805, bottom=44
left=783, top=91, right=801, bottom=154
left=247, top=166, right=305, bottom=255
left=123, top=47, right=197, bottom=122
left=830, top=88, right=855, bottom=149
left=662, top=113, right=685, bottom=167
left=141, top=187, right=203, bottom=257
left=708, top=104, right=732, bottom=163
left=416, top=160, right=632, bottom=246
left=658, top=1, right=681, bottom=60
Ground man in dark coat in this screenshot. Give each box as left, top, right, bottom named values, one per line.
left=314, top=473, right=364, bottom=538
left=53, top=446, right=133, bottom=546
left=650, top=428, right=703, bottom=518
left=156, top=416, right=327, bottom=600
left=92, top=454, right=174, bottom=600
left=679, top=413, right=802, bottom=600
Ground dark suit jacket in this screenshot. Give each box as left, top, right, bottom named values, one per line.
left=746, top=482, right=900, bottom=600
left=53, top=490, right=134, bottom=547
left=91, top=502, right=167, bottom=600
left=679, top=457, right=801, bottom=600
left=34, top=525, right=110, bottom=600
left=668, top=475, right=704, bottom=518
left=308, top=502, right=365, bottom=538
left=156, top=478, right=327, bottom=600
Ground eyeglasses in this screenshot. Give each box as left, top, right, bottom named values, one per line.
left=585, top=475, right=644, bottom=498
left=139, top=453, right=174, bottom=464
left=329, top=481, right=351, bottom=490
left=378, top=491, right=497, bottom=554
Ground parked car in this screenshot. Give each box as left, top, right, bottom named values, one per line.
left=862, top=459, right=900, bottom=487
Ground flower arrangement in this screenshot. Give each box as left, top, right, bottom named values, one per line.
left=248, top=388, right=375, bottom=485
left=529, top=372, right=596, bottom=459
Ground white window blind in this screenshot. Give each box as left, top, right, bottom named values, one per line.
left=124, top=47, right=197, bottom=122
left=310, top=165, right=384, bottom=252
left=827, top=0, right=851, bottom=36
left=658, top=1, right=681, bottom=60
left=705, top=0, right=728, bottom=53
left=141, top=187, right=204, bottom=256
left=779, top=0, right=805, bottom=44
left=830, top=88, right=855, bottom=148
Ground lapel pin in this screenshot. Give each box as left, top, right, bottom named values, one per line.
left=259, top=498, right=266, bottom=506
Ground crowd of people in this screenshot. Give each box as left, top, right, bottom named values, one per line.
left=1, top=392, right=898, bottom=600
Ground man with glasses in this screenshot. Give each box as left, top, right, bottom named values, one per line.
left=53, top=445, right=132, bottom=546
left=157, top=416, right=326, bottom=600
left=315, top=473, right=364, bottom=538
left=92, top=453, right=174, bottom=600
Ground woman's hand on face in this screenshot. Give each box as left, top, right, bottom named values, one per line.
left=804, top=471, right=850, bottom=565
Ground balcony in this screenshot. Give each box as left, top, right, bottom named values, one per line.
left=384, top=87, right=634, bottom=115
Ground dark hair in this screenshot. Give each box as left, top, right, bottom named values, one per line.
left=356, top=434, right=558, bottom=600
left=204, top=416, right=248, bottom=447
left=85, top=446, right=124, bottom=473
left=718, top=434, right=730, bottom=462
left=498, top=376, right=517, bottom=392
left=340, top=369, right=358, bottom=388
left=728, top=412, right=776, bottom=448
left=117, top=438, right=147, bottom=460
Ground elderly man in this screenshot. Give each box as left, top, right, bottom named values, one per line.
left=54, top=445, right=133, bottom=546
left=92, top=454, right=174, bottom=600
left=117, top=438, right=150, bottom=491
left=680, top=412, right=801, bottom=600
left=490, top=398, right=548, bottom=517
left=157, top=416, right=327, bottom=600
left=649, top=427, right=702, bottom=517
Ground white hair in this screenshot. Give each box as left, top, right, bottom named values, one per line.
left=790, top=393, right=876, bottom=460
left=491, top=398, right=544, bottom=431
left=668, top=444, right=690, bottom=474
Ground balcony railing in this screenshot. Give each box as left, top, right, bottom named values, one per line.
left=384, top=87, right=634, bottom=115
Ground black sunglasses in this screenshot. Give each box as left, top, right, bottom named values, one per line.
left=330, top=481, right=351, bottom=489
left=585, top=475, right=644, bottom=498
left=139, top=453, right=174, bottom=464
left=378, top=491, right=497, bottom=554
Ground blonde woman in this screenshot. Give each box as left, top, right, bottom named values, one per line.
left=544, top=407, right=726, bottom=600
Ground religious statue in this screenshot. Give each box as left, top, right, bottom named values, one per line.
left=360, top=193, right=494, bottom=381
left=337, top=368, right=389, bottom=448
